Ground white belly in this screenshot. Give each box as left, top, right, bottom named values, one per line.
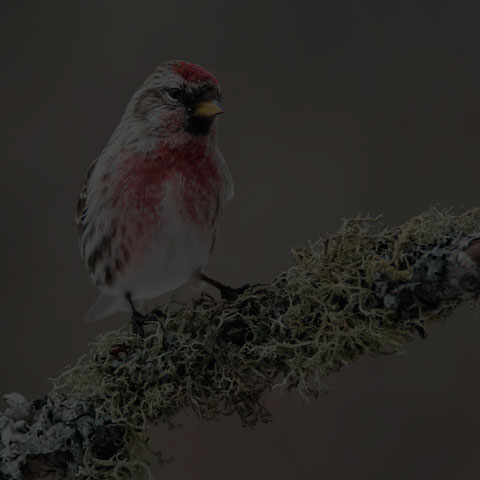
left=119, top=223, right=215, bottom=300
left=110, top=181, right=220, bottom=300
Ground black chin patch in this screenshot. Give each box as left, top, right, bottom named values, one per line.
left=183, top=116, right=214, bottom=135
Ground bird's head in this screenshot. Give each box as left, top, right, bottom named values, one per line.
left=130, top=61, right=223, bottom=142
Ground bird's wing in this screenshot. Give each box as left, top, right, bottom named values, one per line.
left=75, top=158, right=98, bottom=234
left=216, top=149, right=234, bottom=202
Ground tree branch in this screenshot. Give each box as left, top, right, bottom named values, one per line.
left=2, top=207, right=480, bottom=479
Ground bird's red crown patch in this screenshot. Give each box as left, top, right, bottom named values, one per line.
left=173, top=61, right=218, bottom=84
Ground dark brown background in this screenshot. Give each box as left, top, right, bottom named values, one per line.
left=1, top=1, right=480, bottom=478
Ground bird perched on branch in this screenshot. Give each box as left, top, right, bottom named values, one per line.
left=76, top=61, right=236, bottom=329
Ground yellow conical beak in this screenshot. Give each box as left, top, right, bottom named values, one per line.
left=194, top=99, right=224, bottom=118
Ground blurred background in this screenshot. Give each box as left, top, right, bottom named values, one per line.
left=1, top=1, right=480, bottom=478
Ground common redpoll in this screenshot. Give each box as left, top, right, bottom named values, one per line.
left=76, top=61, right=235, bottom=326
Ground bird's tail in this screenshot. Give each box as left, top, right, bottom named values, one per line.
left=84, top=292, right=126, bottom=323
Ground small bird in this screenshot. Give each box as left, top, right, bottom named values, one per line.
left=76, top=60, right=235, bottom=327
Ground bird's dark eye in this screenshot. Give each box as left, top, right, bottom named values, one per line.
left=165, top=88, right=182, bottom=101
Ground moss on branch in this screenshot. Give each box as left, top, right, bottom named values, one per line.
left=2, top=207, right=480, bottom=479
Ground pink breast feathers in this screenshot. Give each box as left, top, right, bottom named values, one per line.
left=115, top=144, right=221, bottom=233
left=173, top=61, right=219, bottom=85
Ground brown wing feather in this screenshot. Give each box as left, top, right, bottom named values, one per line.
left=75, top=158, right=97, bottom=233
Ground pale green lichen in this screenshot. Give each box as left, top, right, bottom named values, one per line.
left=2, top=206, right=480, bottom=479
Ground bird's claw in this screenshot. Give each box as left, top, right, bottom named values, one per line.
left=131, top=311, right=146, bottom=337
left=220, top=283, right=252, bottom=301
left=131, top=308, right=165, bottom=337
left=149, top=308, right=166, bottom=320
left=414, top=323, right=427, bottom=339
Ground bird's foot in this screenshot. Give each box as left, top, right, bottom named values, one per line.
left=200, top=273, right=266, bottom=302
left=414, top=323, right=427, bottom=339
left=219, top=283, right=253, bottom=301
left=192, top=292, right=216, bottom=307
left=131, top=311, right=147, bottom=337
left=149, top=307, right=166, bottom=321
left=131, top=308, right=166, bottom=337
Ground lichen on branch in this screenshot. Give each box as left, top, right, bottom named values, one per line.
left=1, top=206, right=480, bottom=480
